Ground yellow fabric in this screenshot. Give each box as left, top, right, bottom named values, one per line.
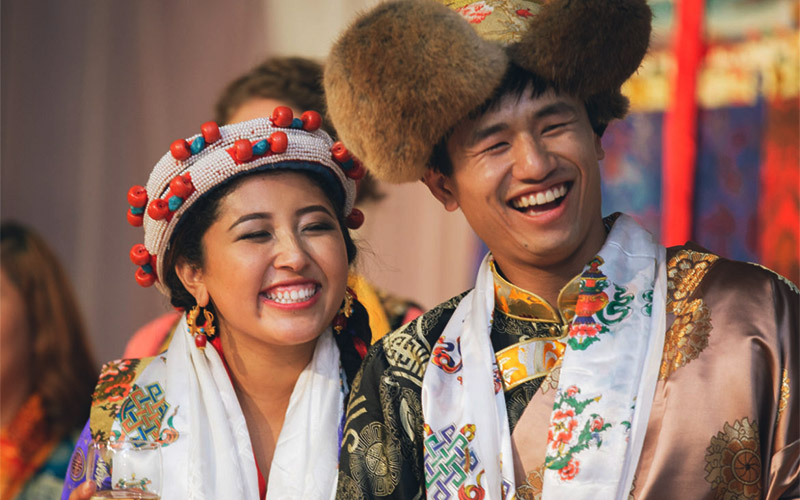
left=349, top=274, right=392, bottom=344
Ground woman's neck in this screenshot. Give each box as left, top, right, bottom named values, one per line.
left=220, top=331, right=318, bottom=486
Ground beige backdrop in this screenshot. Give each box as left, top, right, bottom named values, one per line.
left=1, top=0, right=479, bottom=363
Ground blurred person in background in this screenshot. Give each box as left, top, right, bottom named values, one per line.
left=1, top=221, right=97, bottom=500
left=123, top=56, right=421, bottom=358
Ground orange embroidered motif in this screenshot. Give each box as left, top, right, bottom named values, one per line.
left=516, top=463, right=545, bottom=500
left=666, top=250, right=718, bottom=314
left=660, top=298, right=712, bottom=380
left=705, top=417, right=761, bottom=499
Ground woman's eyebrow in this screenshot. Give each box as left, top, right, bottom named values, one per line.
left=228, top=212, right=271, bottom=231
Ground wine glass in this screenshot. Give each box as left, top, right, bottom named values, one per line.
left=86, top=439, right=162, bottom=499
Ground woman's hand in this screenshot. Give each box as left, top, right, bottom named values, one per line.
left=68, top=481, right=96, bottom=500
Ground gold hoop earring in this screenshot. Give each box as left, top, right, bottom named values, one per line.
left=187, top=305, right=216, bottom=349
left=333, top=287, right=356, bottom=334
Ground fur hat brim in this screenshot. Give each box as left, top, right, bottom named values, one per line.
left=325, top=0, right=651, bottom=183
left=325, top=0, right=507, bottom=183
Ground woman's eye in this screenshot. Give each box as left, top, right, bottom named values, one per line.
left=303, top=222, right=335, bottom=232
left=240, top=231, right=272, bottom=240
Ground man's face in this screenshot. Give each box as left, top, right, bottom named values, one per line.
left=423, top=88, right=607, bottom=289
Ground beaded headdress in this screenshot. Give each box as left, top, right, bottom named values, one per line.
left=126, top=108, right=364, bottom=297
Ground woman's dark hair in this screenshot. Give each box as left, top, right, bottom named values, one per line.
left=0, top=222, right=98, bottom=439
left=163, top=169, right=358, bottom=311
left=429, top=63, right=608, bottom=176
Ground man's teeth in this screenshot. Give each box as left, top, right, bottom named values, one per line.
left=265, top=286, right=316, bottom=304
left=512, top=184, right=568, bottom=209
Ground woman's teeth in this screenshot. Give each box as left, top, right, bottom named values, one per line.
left=264, top=286, right=317, bottom=304
left=512, top=184, right=568, bottom=209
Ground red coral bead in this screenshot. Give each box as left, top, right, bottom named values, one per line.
left=346, top=160, right=366, bottom=180
left=127, top=209, right=144, bottom=227
left=233, top=139, right=253, bottom=162
left=200, top=121, right=221, bottom=143
left=345, top=208, right=365, bottom=229
left=149, top=254, right=158, bottom=272
left=300, top=111, right=322, bottom=132
left=169, top=174, right=194, bottom=198
left=195, top=334, right=207, bottom=349
left=271, top=106, right=294, bottom=127
left=127, top=185, right=148, bottom=208
left=147, top=198, right=170, bottom=220
left=331, top=141, right=351, bottom=163
left=170, top=139, right=191, bottom=161
left=129, top=243, right=151, bottom=266
left=135, top=267, right=156, bottom=287
left=269, top=132, right=288, bottom=154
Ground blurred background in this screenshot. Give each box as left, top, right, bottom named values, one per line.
left=2, top=0, right=798, bottom=363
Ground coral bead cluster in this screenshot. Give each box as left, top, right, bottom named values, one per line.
left=125, top=108, right=365, bottom=290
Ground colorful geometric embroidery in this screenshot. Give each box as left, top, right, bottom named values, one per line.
left=704, top=417, right=762, bottom=499
left=544, top=386, right=610, bottom=482
left=119, top=383, right=169, bottom=441
left=659, top=298, right=712, bottom=380
left=423, top=423, right=481, bottom=498
left=568, top=258, right=610, bottom=350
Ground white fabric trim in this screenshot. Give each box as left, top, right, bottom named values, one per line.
left=119, top=317, right=344, bottom=500
left=421, top=214, right=666, bottom=500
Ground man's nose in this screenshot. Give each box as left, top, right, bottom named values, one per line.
left=512, top=135, right=555, bottom=181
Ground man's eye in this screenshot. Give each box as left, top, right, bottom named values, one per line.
left=483, top=142, right=509, bottom=153
left=542, top=122, right=567, bottom=134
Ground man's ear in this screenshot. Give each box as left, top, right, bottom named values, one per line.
left=594, top=134, right=605, bottom=161
left=174, top=258, right=210, bottom=307
left=422, top=169, right=460, bottom=212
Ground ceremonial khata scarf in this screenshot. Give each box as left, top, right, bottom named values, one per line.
left=421, top=215, right=667, bottom=500
left=119, top=316, right=344, bottom=500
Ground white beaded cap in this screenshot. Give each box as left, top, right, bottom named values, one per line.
left=139, top=117, right=357, bottom=297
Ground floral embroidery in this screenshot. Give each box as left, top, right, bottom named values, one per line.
left=456, top=1, right=494, bottom=23
left=544, top=386, right=610, bottom=481
left=705, top=417, right=762, bottom=499
left=516, top=8, right=533, bottom=17
left=660, top=298, right=712, bottom=380
left=666, top=250, right=718, bottom=313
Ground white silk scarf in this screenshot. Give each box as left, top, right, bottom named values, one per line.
left=421, top=215, right=666, bottom=500
left=117, top=317, right=344, bottom=500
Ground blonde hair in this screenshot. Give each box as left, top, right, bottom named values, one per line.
left=1, top=221, right=97, bottom=438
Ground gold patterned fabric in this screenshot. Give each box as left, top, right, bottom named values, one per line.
left=437, top=0, right=544, bottom=45
left=337, top=240, right=799, bottom=499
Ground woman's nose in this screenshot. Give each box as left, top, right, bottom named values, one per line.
left=273, top=234, right=308, bottom=270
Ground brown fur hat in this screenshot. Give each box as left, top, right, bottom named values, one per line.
left=325, top=0, right=506, bottom=183
left=325, top=0, right=651, bottom=183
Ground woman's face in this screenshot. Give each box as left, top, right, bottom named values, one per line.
left=179, top=171, right=349, bottom=349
